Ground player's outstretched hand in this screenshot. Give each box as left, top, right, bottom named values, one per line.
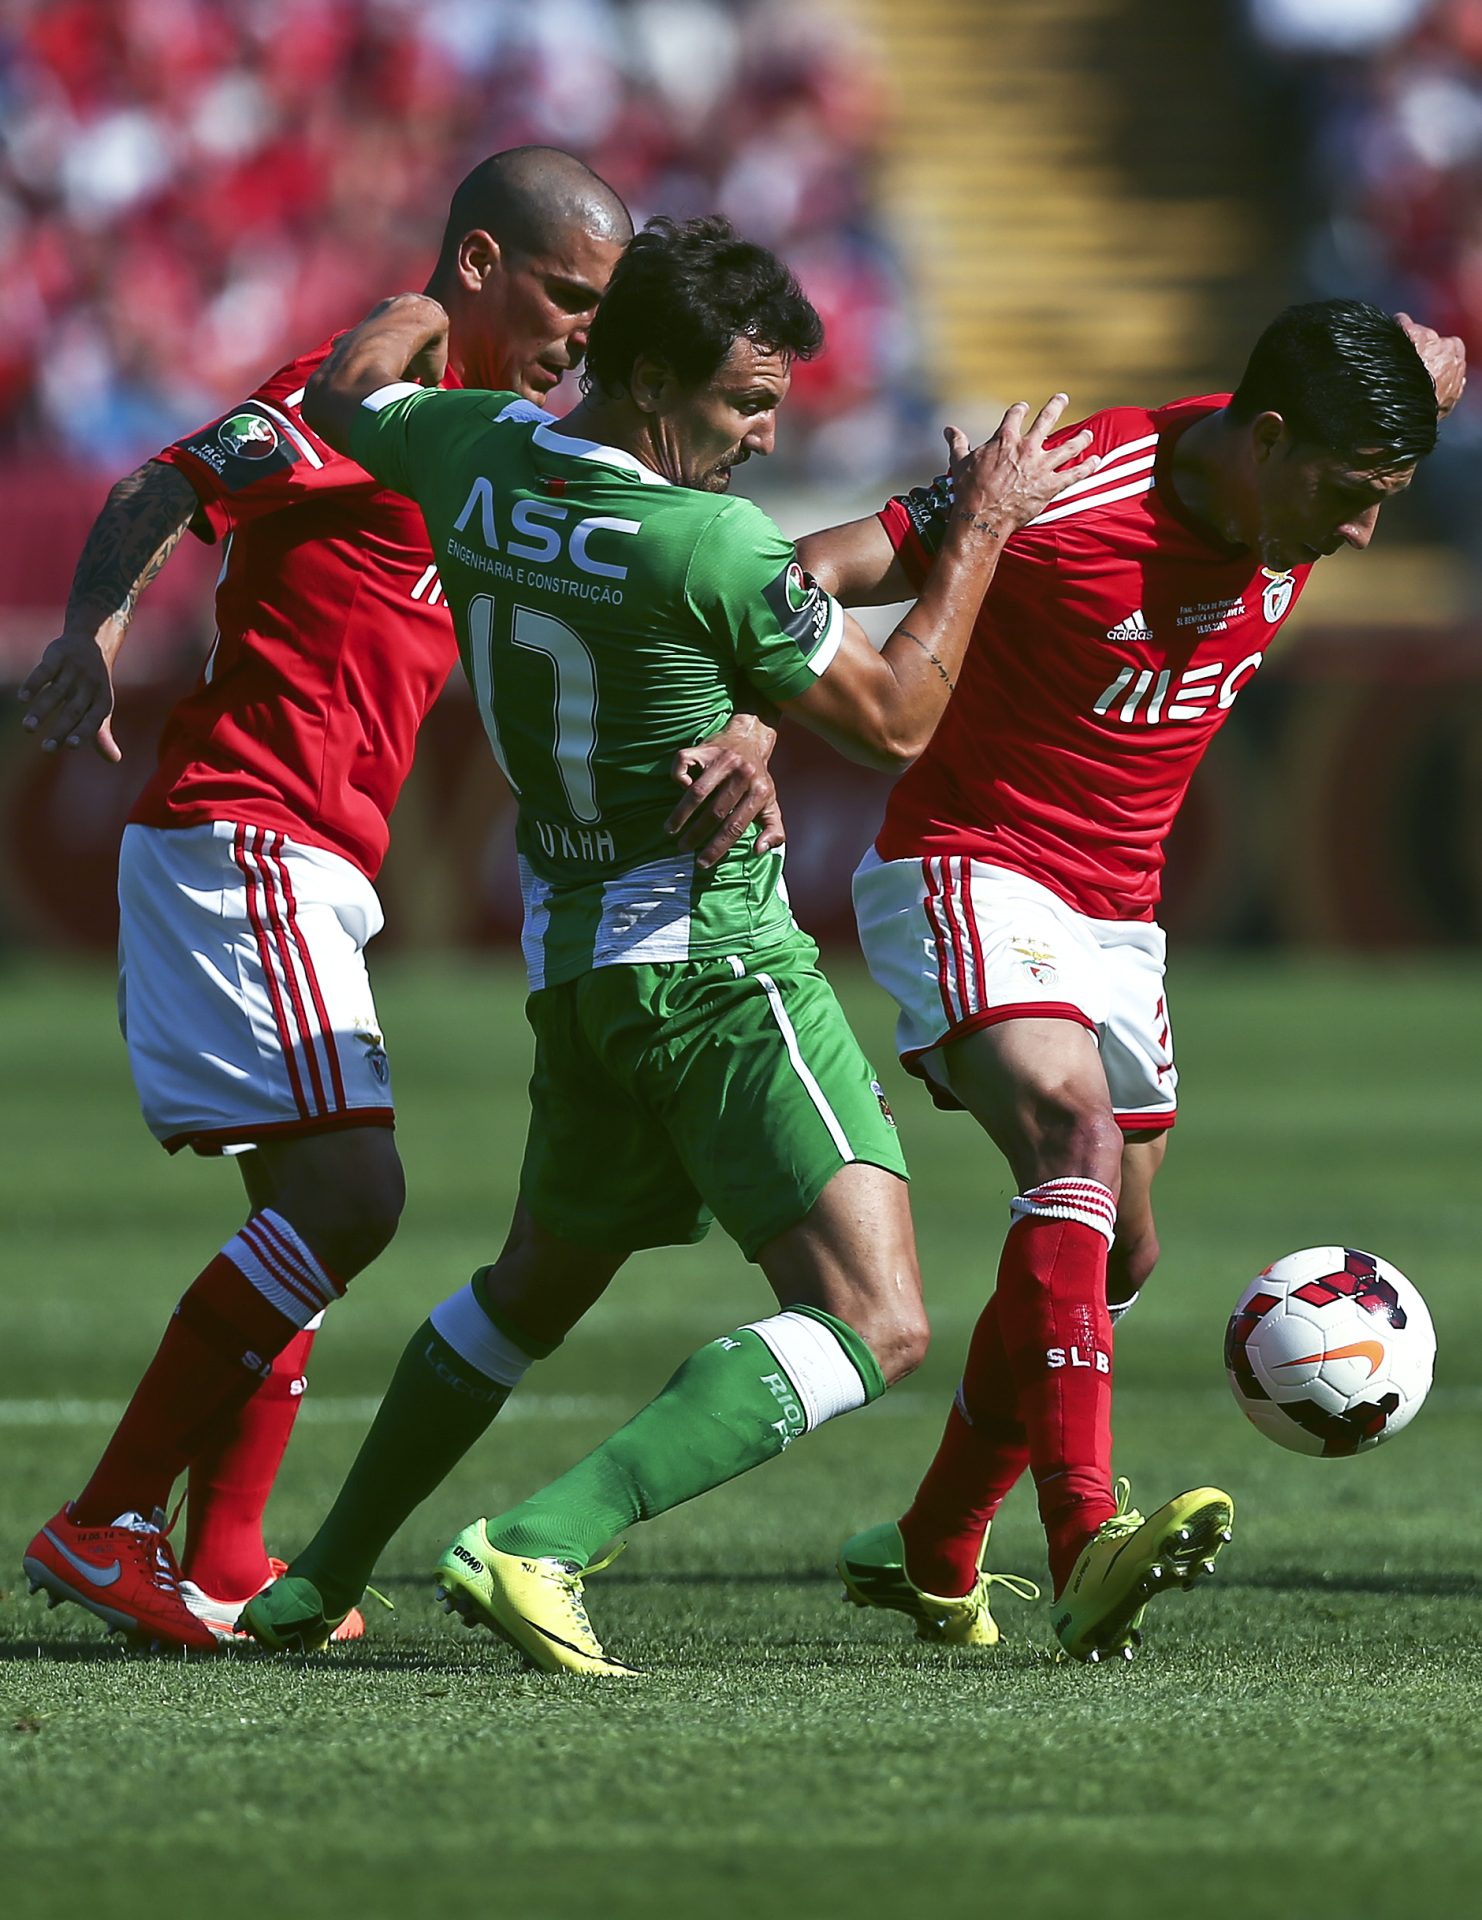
left=17, top=631, right=121, bottom=761
left=1394, top=313, right=1467, bottom=418
left=947, top=395, right=1098, bottom=538
left=667, top=712, right=785, bottom=870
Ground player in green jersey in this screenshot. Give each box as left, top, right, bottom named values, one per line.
left=242, top=217, right=1097, bottom=1674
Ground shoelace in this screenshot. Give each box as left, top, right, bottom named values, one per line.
left=1095, top=1476, right=1144, bottom=1543
left=110, top=1512, right=189, bottom=1599
left=549, top=1542, right=626, bottom=1633
left=983, top=1571, right=1042, bottom=1604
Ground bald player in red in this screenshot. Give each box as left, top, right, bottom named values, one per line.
left=800, top=300, right=1464, bottom=1662
left=17, top=148, right=776, bottom=1652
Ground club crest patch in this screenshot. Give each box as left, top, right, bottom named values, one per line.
left=1012, top=939, right=1059, bottom=987
left=1261, top=569, right=1295, bottom=623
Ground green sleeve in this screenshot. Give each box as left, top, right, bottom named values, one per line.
left=348, top=385, right=513, bottom=498
left=683, top=498, right=846, bottom=701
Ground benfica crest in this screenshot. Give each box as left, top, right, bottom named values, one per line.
left=1261, top=569, right=1295, bottom=623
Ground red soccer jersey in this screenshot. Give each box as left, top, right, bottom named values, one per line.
left=131, top=336, right=461, bottom=879
left=875, top=395, right=1314, bottom=920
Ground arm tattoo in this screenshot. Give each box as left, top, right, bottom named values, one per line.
left=65, top=461, right=199, bottom=633
left=897, top=627, right=956, bottom=693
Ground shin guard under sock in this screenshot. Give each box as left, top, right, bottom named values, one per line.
left=993, top=1178, right=1118, bottom=1594
left=487, top=1307, right=885, bottom=1570
left=898, top=1292, right=1031, bottom=1597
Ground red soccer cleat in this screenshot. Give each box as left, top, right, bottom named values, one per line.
left=178, top=1556, right=366, bottom=1643
left=23, top=1505, right=224, bottom=1651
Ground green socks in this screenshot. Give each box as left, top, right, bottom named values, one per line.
left=291, top=1276, right=542, bottom=1613
left=486, top=1306, right=884, bottom=1569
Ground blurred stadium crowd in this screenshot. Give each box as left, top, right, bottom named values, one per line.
left=1246, top=0, right=1482, bottom=551
left=0, top=0, right=927, bottom=485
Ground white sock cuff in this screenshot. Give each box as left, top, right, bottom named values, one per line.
left=1010, top=1178, right=1117, bottom=1250
left=1108, top=1289, right=1141, bottom=1325
left=224, top=1210, right=340, bottom=1329
left=429, top=1284, right=536, bottom=1389
left=742, top=1310, right=870, bottom=1432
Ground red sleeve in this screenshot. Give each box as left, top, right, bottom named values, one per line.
left=877, top=496, right=931, bottom=592
left=153, top=337, right=370, bottom=544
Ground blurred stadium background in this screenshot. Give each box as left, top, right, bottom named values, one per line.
left=2, top=0, right=1481, bottom=958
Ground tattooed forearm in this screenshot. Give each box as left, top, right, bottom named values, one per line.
left=955, top=507, right=1005, bottom=539
left=897, top=627, right=956, bottom=693
left=64, top=461, right=200, bottom=637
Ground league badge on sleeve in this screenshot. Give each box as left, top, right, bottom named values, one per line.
left=764, top=559, right=839, bottom=659
left=181, top=404, right=301, bottom=490
left=219, top=413, right=280, bottom=461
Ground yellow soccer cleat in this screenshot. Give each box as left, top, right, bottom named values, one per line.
left=1051, top=1479, right=1234, bottom=1663
left=434, top=1520, right=642, bottom=1678
left=837, top=1520, right=1040, bottom=1647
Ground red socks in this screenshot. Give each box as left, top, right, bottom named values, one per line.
left=181, top=1325, right=317, bottom=1600
left=898, top=1295, right=1031, bottom=1597
left=900, top=1177, right=1118, bottom=1600
left=72, top=1212, right=341, bottom=1528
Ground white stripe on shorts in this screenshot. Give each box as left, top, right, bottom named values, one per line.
left=754, top=972, right=855, bottom=1165
left=231, top=826, right=348, bottom=1120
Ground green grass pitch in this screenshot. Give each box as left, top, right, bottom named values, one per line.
left=2, top=953, right=1480, bottom=1917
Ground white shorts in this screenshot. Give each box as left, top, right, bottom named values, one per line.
left=852, top=850, right=1177, bottom=1130
left=118, top=821, right=395, bottom=1154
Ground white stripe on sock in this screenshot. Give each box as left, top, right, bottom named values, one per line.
left=741, top=1310, right=869, bottom=1431
left=1009, top=1177, right=1117, bottom=1249
left=223, top=1209, right=339, bottom=1328
left=429, top=1284, right=535, bottom=1388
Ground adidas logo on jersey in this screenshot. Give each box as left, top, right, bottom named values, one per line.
left=1106, top=608, right=1151, bottom=643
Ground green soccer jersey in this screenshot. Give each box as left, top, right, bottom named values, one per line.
left=351, top=383, right=844, bottom=988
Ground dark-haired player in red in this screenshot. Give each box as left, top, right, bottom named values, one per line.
left=17, top=148, right=775, bottom=1651
left=801, top=300, right=1464, bottom=1661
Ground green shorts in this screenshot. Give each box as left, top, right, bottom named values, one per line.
left=519, top=930, right=908, bottom=1259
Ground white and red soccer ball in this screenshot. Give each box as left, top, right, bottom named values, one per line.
left=1225, top=1247, right=1435, bottom=1457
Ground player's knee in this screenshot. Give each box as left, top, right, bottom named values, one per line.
left=1022, top=1096, right=1122, bottom=1190
left=296, top=1156, right=406, bottom=1278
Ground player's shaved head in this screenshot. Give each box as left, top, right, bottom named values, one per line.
left=436, top=147, right=632, bottom=268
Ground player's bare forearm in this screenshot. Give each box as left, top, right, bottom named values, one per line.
left=302, top=294, right=451, bottom=453
left=17, top=459, right=198, bottom=760
left=796, top=515, right=913, bottom=606
left=62, top=460, right=198, bottom=644
left=667, top=709, right=785, bottom=868
left=781, top=398, right=1098, bottom=769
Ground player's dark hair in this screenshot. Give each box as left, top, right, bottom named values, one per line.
left=434, top=146, right=631, bottom=269
left=581, top=215, right=824, bottom=396
left=1228, top=299, right=1437, bottom=467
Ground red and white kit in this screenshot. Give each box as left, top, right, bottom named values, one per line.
left=856, top=395, right=1314, bottom=1123
left=122, top=337, right=461, bottom=1152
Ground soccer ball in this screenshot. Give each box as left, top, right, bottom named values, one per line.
left=1224, top=1247, right=1435, bottom=1457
